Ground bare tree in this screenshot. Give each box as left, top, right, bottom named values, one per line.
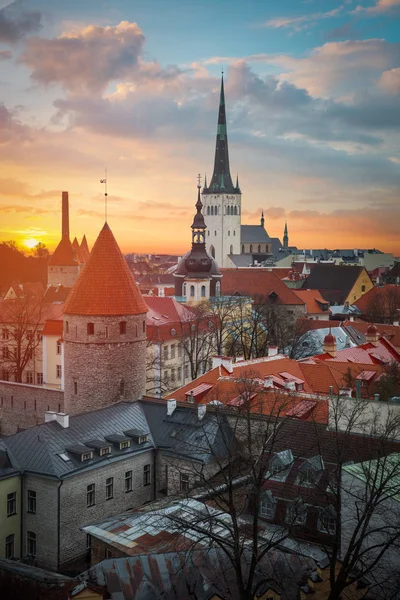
left=0, top=296, right=45, bottom=383
left=178, top=303, right=215, bottom=380
left=366, top=287, right=400, bottom=324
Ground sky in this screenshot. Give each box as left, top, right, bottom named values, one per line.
left=0, top=0, right=400, bottom=255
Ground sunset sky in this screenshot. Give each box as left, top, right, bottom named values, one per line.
left=1, top=0, right=400, bottom=255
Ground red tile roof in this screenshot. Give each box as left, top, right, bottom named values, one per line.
left=220, top=269, right=305, bottom=305
left=72, top=237, right=84, bottom=265
left=48, top=235, right=77, bottom=267
left=64, top=223, right=148, bottom=316
left=353, top=284, right=400, bottom=315
left=293, top=289, right=330, bottom=315
left=342, top=319, right=400, bottom=349
left=313, top=338, right=400, bottom=365
left=145, top=296, right=196, bottom=341
left=298, top=361, right=385, bottom=395
left=42, top=319, right=63, bottom=336
left=80, top=235, right=90, bottom=262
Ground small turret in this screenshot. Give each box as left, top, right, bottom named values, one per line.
left=283, top=222, right=289, bottom=249
left=261, top=211, right=265, bottom=228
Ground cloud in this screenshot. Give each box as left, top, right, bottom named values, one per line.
left=379, top=67, right=400, bottom=94
left=0, top=103, right=31, bottom=143
left=0, top=204, right=52, bottom=215
left=354, top=0, right=400, bottom=14
left=263, top=6, right=345, bottom=31
left=20, top=21, right=145, bottom=93
left=0, top=3, right=41, bottom=43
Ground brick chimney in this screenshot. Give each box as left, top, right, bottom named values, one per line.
left=62, top=191, right=70, bottom=239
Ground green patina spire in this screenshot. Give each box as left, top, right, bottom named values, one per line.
left=283, top=221, right=289, bottom=249
left=206, top=75, right=238, bottom=195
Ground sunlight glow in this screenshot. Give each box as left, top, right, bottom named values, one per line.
left=24, top=238, right=39, bottom=249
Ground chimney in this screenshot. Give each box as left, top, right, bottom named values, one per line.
left=393, top=320, right=399, bottom=326
left=374, top=393, right=380, bottom=402
left=329, top=385, right=334, bottom=398
left=264, top=375, right=274, bottom=389
left=340, top=388, right=352, bottom=398
left=167, top=399, right=177, bottom=416
left=187, top=391, right=195, bottom=404
left=284, top=380, right=296, bottom=392
left=323, top=333, right=337, bottom=357
left=211, top=356, right=233, bottom=374
left=349, top=316, right=354, bottom=322
left=267, top=346, right=278, bottom=358
left=45, top=411, right=57, bottom=423
left=56, top=413, right=69, bottom=428
left=198, top=404, right=206, bottom=420
left=62, top=191, right=70, bottom=239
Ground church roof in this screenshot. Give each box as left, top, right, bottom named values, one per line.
left=64, top=223, right=148, bottom=316
left=203, top=77, right=239, bottom=195
left=241, top=225, right=271, bottom=243
left=48, top=235, right=77, bottom=267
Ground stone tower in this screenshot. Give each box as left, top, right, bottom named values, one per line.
left=202, top=76, right=241, bottom=267
left=48, top=192, right=80, bottom=287
left=63, top=222, right=148, bottom=415
left=174, top=183, right=222, bottom=302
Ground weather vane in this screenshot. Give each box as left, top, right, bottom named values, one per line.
left=100, top=169, right=108, bottom=222
left=197, top=173, right=201, bottom=188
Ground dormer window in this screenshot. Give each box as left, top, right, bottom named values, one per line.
left=286, top=499, right=307, bottom=527
left=119, top=321, right=127, bottom=335
left=267, top=449, right=293, bottom=482
left=260, top=490, right=276, bottom=519
left=100, top=447, right=111, bottom=456
left=296, top=455, right=324, bottom=487
left=87, top=322, right=94, bottom=335
left=120, top=441, right=130, bottom=450
left=81, top=452, right=93, bottom=462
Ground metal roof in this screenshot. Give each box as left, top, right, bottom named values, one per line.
left=241, top=224, right=271, bottom=243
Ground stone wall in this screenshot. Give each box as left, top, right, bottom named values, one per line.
left=59, top=449, right=155, bottom=568
left=48, top=265, right=79, bottom=288
left=63, top=313, right=147, bottom=415
left=0, top=381, right=64, bottom=435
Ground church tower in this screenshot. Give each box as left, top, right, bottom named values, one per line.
left=174, top=182, right=222, bottom=302
left=202, top=76, right=241, bottom=267
left=63, top=222, right=148, bottom=415
left=283, top=222, right=289, bottom=249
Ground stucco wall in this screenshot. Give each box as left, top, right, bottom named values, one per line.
left=203, top=193, right=242, bottom=268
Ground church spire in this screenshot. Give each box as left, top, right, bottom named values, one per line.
left=191, top=177, right=206, bottom=246
left=261, top=211, right=265, bottom=228
left=283, top=221, right=289, bottom=249
left=207, top=75, right=237, bottom=194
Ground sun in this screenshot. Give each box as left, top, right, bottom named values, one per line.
left=24, top=238, right=39, bottom=249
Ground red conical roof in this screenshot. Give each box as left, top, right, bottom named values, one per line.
left=80, top=234, right=90, bottom=262
left=324, top=333, right=336, bottom=345
left=72, top=237, right=84, bottom=265
left=64, top=223, right=147, bottom=316
left=48, top=235, right=77, bottom=267
left=367, top=323, right=378, bottom=335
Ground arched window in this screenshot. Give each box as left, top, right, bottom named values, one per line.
left=234, top=206, right=237, bottom=215
left=242, top=245, right=245, bottom=253
left=207, top=206, right=210, bottom=215
left=228, top=230, right=230, bottom=236
left=233, top=231, right=236, bottom=236
left=250, top=245, right=253, bottom=253
left=237, top=206, right=240, bottom=215
left=183, top=282, right=187, bottom=297
left=214, top=230, right=217, bottom=236
left=207, top=230, right=210, bottom=236
left=226, top=206, right=230, bottom=216
left=119, top=321, right=127, bottom=335
left=210, top=245, right=215, bottom=258
left=216, top=281, right=221, bottom=297
left=258, top=245, right=261, bottom=253
left=215, top=206, right=218, bottom=215
left=201, top=285, right=206, bottom=297
left=143, top=320, right=146, bottom=333
left=211, top=206, right=214, bottom=216
left=119, top=379, right=125, bottom=397
left=190, top=285, right=195, bottom=297
left=230, top=245, right=233, bottom=254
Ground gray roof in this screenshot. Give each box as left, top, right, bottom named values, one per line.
left=241, top=225, right=271, bottom=243
left=2, top=399, right=234, bottom=477
left=228, top=253, right=255, bottom=267
left=270, top=238, right=283, bottom=254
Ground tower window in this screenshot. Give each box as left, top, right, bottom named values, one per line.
left=258, top=245, right=261, bottom=253
left=211, top=206, right=214, bottom=216
left=230, top=245, right=233, bottom=254
left=119, top=321, right=127, bottom=335
left=228, top=230, right=230, bottom=236
left=242, top=245, right=245, bottom=253
left=74, top=380, right=78, bottom=395
left=214, top=231, right=217, bottom=236
left=201, top=285, right=206, bottom=297
left=207, top=206, right=210, bottom=215
left=87, top=322, right=94, bottom=335
left=234, top=206, right=237, bottom=215
left=190, top=285, right=195, bottom=297
left=119, top=379, right=125, bottom=396
left=233, top=231, right=235, bottom=236
left=143, top=320, right=146, bottom=333
left=216, top=281, right=221, bottom=297
left=250, top=245, right=253, bottom=253
left=65, top=321, right=69, bottom=334
left=227, top=206, right=230, bottom=215
left=183, top=283, right=187, bottom=297
left=215, top=205, right=218, bottom=214
left=237, top=206, right=240, bottom=215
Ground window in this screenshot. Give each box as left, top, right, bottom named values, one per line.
left=7, top=492, right=17, bottom=516
left=216, top=281, right=221, bottom=297
left=120, top=441, right=130, bottom=450
left=207, top=206, right=210, bottom=215
left=81, top=452, right=93, bottom=462
left=56, top=340, right=62, bottom=355
left=65, top=321, right=69, bottom=334
left=201, top=285, right=206, bottom=297
left=258, top=245, right=261, bottom=253
left=184, top=364, right=189, bottom=379
left=5, top=534, right=14, bottom=559
left=178, top=344, right=182, bottom=358
left=87, top=322, right=94, bottom=335
left=119, top=379, right=125, bottom=396
left=87, top=484, right=95, bottom=507
left=100, top=447, right=111, bottom=456
left=56, top=365, right=62, bottom=379
left=228, top=230, right=230, bottom=236
left=190, top=285, right=195, bottom=297
left=106, top=477, right=113, bottom=500
left=27, top=531, right=36, bottom=557
left=119, top=321, right=127, bottom=335
left=170, top=328, right=176, bottom=337
left=180, top=473, right=190, bottom=493
left=143, top=320, right=146, bottom=333
left=37, top=373, right=43, bottom=385
left=125, top=470, right=133, bottom=493
left=177, top=366, right=182, bottom=381
left=86, top=533, right=91, bottom=550
left=171, top=344, right=176, bottom=359
left=318, top=507, right=336, bottom=535
left=182, top=283, right=187, bottom=297
left=2, top=328, right=9, bottom=340
left=163, top=345, right=168, bottom=361
left=260, top=494, right=275, bottom=519
left=105, top=548, right=112, bottom=559
left=26, top=371, right=33, bottom=384
left=214, top=231, right=217, bottom=236
left=2, top=346, right=9, bottom=359
left=250, top=244, right=253, bottom=253
left=143, top=464, right=151, bottom=486
left=170, top=368, right=175, bottom=382
left=242, top=245, right=245, bottom=253
left=27, top=490, right=36, bottom=514
left=74, top=380, right=78, bottom=395
left=105, top=326, right=109, bottom=338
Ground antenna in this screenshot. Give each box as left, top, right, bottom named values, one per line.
left=100, top=169, right=108, bottom=222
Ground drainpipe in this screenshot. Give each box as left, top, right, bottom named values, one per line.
left=57, top=478, right=63, bottom=570
left=20, top=472, right=24, bottom=559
